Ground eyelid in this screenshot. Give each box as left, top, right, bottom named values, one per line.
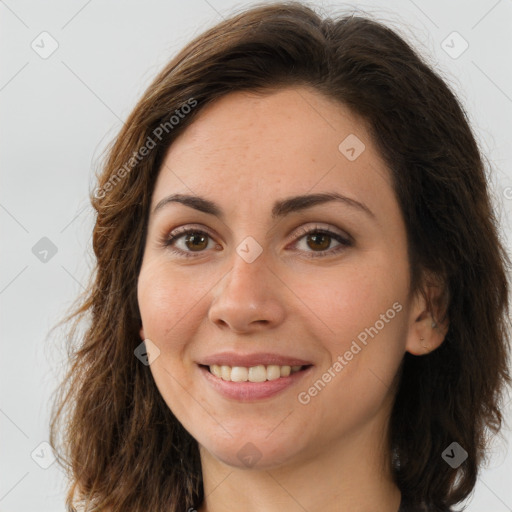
left=161, top=222, right=350, bottom=244
left=166, top=223, right=217, bottom=239
left=157, top=223, right=218, bottom=251
left=288, top=223, right=352, bottom=245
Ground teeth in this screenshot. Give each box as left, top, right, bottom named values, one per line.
left=220, top=365, right=231, bottom=380
left=230, top=366, right=248, bottom=382
left=248, top=365, right=266, bottom=382
left=266, top=365, right=281, bottom=381
left=209, top=364, right=304, bottom=382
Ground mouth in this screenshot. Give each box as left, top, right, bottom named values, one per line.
left=197, top=363, right=314, bottom=401
left=199, top=363, right=312, bottom=382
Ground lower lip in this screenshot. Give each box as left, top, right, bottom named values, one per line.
left=198, top=365, right=313, bottom=401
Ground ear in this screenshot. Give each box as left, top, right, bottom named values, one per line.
left=405, top=272, right=449, bottom=356
left=139, top=325, right=145, bottom=341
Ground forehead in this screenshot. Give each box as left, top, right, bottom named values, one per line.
left=151, top=86, right=394, bottom=215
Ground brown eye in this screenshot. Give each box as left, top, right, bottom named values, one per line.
left=183, top=232, right=209, bottom=251
left=305, top=232, right=332, bottom=251
left=162, top=227, right=218, bottom=258
left=161, top=224, right=352, bottom=259
left=291, top=226, right=353, bottom=258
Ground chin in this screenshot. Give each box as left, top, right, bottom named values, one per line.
left=198, top=432, right=307, bottom=470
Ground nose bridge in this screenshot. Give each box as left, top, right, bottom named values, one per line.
left=224, top=239, right=272, bottom=302
left=208, top=238, right=286, bottom=332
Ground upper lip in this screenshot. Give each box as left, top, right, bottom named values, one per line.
left=198, top=352, right=314, bottom=368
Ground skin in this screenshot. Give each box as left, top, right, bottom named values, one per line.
left=137, top=86, right=447, bottom=512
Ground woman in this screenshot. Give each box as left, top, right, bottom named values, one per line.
left=49, top=2, right=511, bottom=511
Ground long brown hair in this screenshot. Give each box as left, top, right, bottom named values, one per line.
left=49, top=2, right=511, bottom=510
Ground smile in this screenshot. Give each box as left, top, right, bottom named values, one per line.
left=206, top=364, right=306, bottom=382
left=198, top=364, right=313, bottom=401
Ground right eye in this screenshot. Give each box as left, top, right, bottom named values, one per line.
left=161, top=226, right=221, bottom=258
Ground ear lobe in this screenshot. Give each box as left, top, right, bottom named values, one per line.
left=139, top=326, right=145, bottom=341
left=405, top=273, right=449, bottom=356
left=406, top=310, right=448, bottom=356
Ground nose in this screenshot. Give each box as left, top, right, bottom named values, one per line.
left=207, top=250, right=286, bottom=334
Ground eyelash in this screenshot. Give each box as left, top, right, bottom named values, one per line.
left=160, top=224, right=353, bottom=259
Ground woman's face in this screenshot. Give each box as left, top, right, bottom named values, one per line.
left=137, top=86, right=427, bottom=470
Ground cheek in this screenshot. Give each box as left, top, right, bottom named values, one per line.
left=295, top=268, right=407, bottom=435
left=137, top=260, right=216, bottom=346
left=137, top=262, right=205, bottom=412
left=291, top=255, right=408, bottom=346
left=290, top=254, right=409, bottom=413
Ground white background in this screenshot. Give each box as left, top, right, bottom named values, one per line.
left=1, top=0, right=511, bottom=510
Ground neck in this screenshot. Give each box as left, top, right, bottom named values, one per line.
left=196, top=412, right=401, bottom=512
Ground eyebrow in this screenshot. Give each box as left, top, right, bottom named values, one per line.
left=152, top=192, right=375, bottom=220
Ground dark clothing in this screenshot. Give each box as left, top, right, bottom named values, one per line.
left=398, top=494, right=450, bottom=512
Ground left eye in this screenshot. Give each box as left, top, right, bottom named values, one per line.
left=161, top=225, right=352, bottom=259
left=290, top=227, right=352, bottom=257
